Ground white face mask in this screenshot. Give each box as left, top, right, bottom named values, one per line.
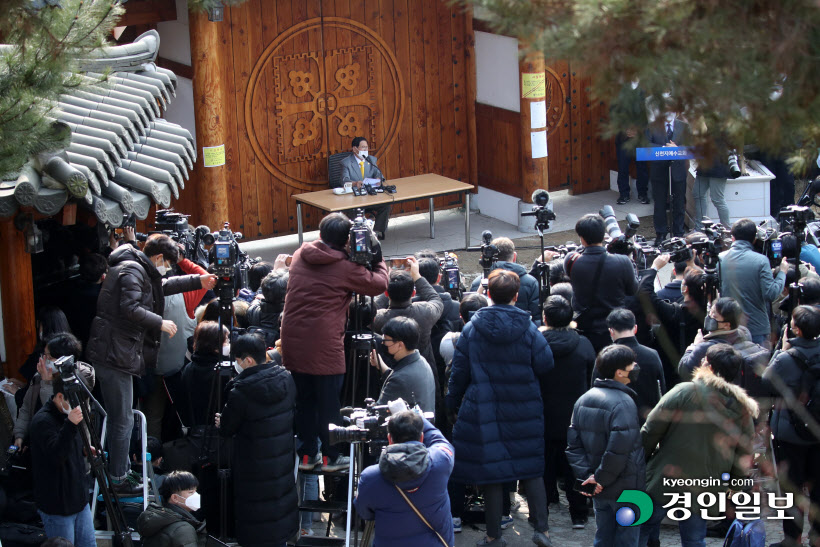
left=234, top=360, right=244, bottom=375
left=60, top=399, right=71, bottom=415
left=184, top=492, right=201, bottom=511
left=155, top=259, right=168, bottom=276
left=45, top=359, right=56, bottom=373
left=222, top=345, right=231, bottom=357
left=359, top=150, right=368, bottom=158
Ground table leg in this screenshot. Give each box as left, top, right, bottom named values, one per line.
left=429, top=197, right=435, bottom=239
left=465, top=192, right=471, bottom=248
left=297, top=203, right=303, bottom=246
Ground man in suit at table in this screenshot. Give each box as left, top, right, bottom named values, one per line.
left=336, top=136, right=391, bottom=239
left=647, top=112, right=692, bottom=246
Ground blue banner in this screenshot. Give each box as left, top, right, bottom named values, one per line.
left=636, top=146, right=695, bottom=161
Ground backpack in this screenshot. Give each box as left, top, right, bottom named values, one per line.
left=732, top=340, right=771, bottom=397
left=723, top=519, right=765, bottom=547
left=785, top=349, right=820, bottom=442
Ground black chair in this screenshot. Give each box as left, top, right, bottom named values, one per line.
left=328, top=151, right=351, bottom=188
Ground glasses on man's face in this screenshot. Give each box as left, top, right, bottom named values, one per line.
left=382, top=338, right=395, bottom=346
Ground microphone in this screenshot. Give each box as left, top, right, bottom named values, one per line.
left=365, top=155, right=385, bottom=182
left=531, top=188, right=550, bottom=207
left=482, top=230, right=493, bottom=245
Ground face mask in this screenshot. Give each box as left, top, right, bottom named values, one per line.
left=234, top=360, right=244, bottom=375
left=222, top=345, right=231, bottom=357
left=703, top=316, right=720, bottom=333
left=45, top=359, right=56, bottom=373
left=627, top=364, right=640, bottom=384
left=184, top=492, right=201, bottom=511
left=155, top=260, right=168, bottom=276
left=359, top=150, right=368, bottom=158
left=60, top=400, right=71, bottom=415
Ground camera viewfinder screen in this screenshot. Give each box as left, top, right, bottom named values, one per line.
left=355, top=231, right=366, bottom=251
left=216, top=242, right=230, bottom=259
left=448, top=270, right=458, bottom=287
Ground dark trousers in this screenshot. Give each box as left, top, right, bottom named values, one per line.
left=616, top=133, right=649, bottom=198
left=544, top=439, right=588, bottom=519
left=775, top=439, right=820, bottom=543
left=650, top=162, right=686, bottom=236
left=485, top=478, right=549, bottom=538
left=292, top=372, right=345, bottom=461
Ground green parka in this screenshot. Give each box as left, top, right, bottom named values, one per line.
left=641, top=367, right=759, bottom=510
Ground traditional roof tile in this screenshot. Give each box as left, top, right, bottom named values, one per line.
left=0, top=30, right=194, bottom=226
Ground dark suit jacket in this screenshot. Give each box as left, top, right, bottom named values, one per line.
left=647, top=118, right=691, bottom=182
left=340, top=153, right=381, bottom=185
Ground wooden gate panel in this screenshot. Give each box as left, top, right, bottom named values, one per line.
left=226, top=0, right=474, bottom=238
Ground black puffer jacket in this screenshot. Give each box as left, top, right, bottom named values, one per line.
left=219, top=362, right=298, bottom=546
left=137, top=502, right=206, bottom=547
left=763, top=337, right=820, bottom=446
left=566, top=379, right=646, bottom=501
left=540, top=328, right=595, bottom=441
left=86, top=245, right=201, bottom=376
left=246, top=300, right=282, bottom=347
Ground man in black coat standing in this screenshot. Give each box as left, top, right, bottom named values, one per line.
left=600, top=309, right=666, bottom=423
left=86, top=235, right=216, bottom=495
left=559, top=214, right=638, bottom=354
left=540, top=295, right=595, bottom=528
left=30, top=374, right=95, bottom=547
left=217, top=334, right=298, bottom=547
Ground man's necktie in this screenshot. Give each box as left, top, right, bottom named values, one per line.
left=360, top=161, right=365, bottom=179
left=666, top=122, right=674, bottom=143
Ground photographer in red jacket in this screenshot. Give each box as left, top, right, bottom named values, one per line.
left=280, top=213, right=388, bottom=472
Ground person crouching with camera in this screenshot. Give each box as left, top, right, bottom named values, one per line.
left=137, top=471, right=206, bottom=547
left=215, top=334, right=298, bottom=547
left=355, top=410, right=455, bottom=546
left=30, top=372, right=95, bottom=547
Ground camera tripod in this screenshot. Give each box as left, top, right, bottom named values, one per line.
left=343, top=293, right=378, bottom=408
left=54, top=356, right=133, bottom=547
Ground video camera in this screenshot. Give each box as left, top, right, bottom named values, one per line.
left=134, top=209, right=212, bottom=269
left=328, top=398, right=433, bottom=456
left=521, top=189, right=556, bottom=231
left=349, top=208, right=379, bottom=268
left=439, top=252, right=461, bottom=298
left=657, top=237, right=692, bottom=264
left=599, top=205, right=641, bottom=256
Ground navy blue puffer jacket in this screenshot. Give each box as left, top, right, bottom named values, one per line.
left=445, top=304, right=553, bottom=484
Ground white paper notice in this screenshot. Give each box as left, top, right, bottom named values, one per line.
left=531, top=131, right=548, bottom=158
left=530, top=101, right=547, bottom=129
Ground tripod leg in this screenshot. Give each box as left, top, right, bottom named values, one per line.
left=345, top=443, right=355, bottom=547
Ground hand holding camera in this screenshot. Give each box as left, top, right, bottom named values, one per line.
left=652, top=253, right=671, bottom=271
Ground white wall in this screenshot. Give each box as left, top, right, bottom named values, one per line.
left=156, top=0, right=197, bottom=144
left=474, top=31, right=520, bottom=112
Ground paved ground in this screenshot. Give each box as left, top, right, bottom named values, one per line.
left=304, top=488, right=794, bottom=546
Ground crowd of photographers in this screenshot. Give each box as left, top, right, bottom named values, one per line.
left=3, top=201, right=820, bottom=547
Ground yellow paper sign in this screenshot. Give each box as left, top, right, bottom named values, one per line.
left=203, top=145, right=226, bottom=167
left=522, top=72, right=546, bottom=99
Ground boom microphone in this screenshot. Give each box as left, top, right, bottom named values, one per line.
left=481, top=230, right=493, bottom=245
left=365, top=155, right=385, bottom=182
left=531, top=188, right=550, bottom=207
